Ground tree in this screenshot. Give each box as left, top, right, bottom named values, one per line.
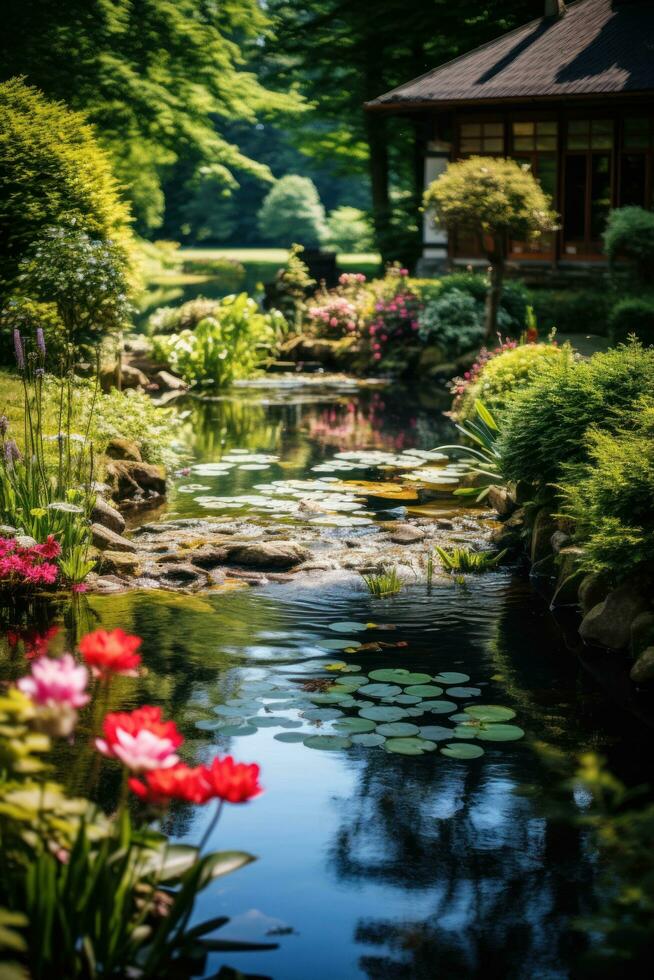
left=0, top=1, right=302, bottom=232
left=424, top=157, right=557, bottom=337
left=257, top=176, right=327, bottom=247
left=326, top=207, right=373, bottom=253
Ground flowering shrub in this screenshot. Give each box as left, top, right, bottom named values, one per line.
left=0, top=627, right=265, bottom=977
left=308, top=294, right=359, bottom=337
left=0, top=535, right=60, bottom=590
left=338, top=272, right=367, bottom=289
left=366, top=288, right=421, bottom=362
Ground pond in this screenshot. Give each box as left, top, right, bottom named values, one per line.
left=3, top=381, right=654, bottom=979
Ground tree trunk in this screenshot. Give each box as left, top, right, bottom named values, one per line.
left=484, top=258, right=504, bottom=340
left=364, top=111, right=391, bottom=262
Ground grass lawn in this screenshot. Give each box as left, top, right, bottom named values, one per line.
left=178, top=246, right=381, bottom=269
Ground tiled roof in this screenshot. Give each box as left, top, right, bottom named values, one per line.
left=367, top=0, right=654, bottom=109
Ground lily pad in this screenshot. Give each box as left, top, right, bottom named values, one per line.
left=195, top=718, right=225, bottom=731
left=375, top=722, right=420, bottom=737
left=368, top=669, right=431, bottom=685
left=332, top=480, right=419, bottom=502
left=213, top=705, right=250, bottom=718
left=274, top=731, right=308, bottom=743
left=309, top=693, right=349, bottom=705
left=303, top=734, right=352, bottom=751
left=441, top=742, right=485, bottom=760
left=384, top=694, right=421, bottom=705
left=359, top=705, right=406, bottom=723
left=433, top=672, right=470, bottom=685
left=333, top=717, right=376, bottom=734
left=464, top=705, right=516, bottom=723
left=318, top=638, right=362, bottom=651
left=358, top=683, right=402, bottom=699
left=452, top=724, right=478, bottom=739
left=404, top=684, right=444, bottom=697
left=328, top=621, right=370, bottom=633
left=476, top=723, right=525, bottom=742
left=248, top=716, right=296, bottom=728
left=446, top=686, right=482, bottom=699
left=219, top=724, right=257, bottom=737
left=302, top=708, right=344, bottom=722
left=419, top=725, right=453, bottom=741
left=351, top=733, right=386, bottom=747
left=384, top=737, right=433, bottom=755
left=420, top=700, right=457, bottom=714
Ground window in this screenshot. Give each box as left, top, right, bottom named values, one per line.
left=459, top=121, right=504, bottom=154
left=512, top=120, right=557, bottom=152
left=567, top=119, right=613, bottom=150
left=624, top=117, right=653, bottom=150
left=620, top=118, right=653, bottom=208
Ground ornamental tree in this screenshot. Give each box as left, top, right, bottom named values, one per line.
left=423, top=157, right=557, bottom=337
left=257, top=175, right=327, bottom=248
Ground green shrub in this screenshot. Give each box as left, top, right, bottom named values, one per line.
left=457, top=342, right=569, bottom=422
left=179, top=257, right=246, bottom=290
left=603, top=205, right=654, bottom=283
left=325, top=206, right=373, bottom=253
left=418, top=288, right=485, bottom=355
left=0, top=78, right=132, bottom=295
left=498, top=341, right=654, bottom=488
left=257, top=175, right=327, bottom=248
left=562, top=399, right=654, bottom=581
left=152, top=293, right=286, bottom=386
left=148, top=297, right=223, bottom=335
left=608, top=297, right=654, bottom=346
left=530, top=288, right=612, bottom=335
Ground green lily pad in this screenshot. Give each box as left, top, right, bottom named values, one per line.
left=309, top=693, right=349, bottom=705
left=303, top=734, right=353, bottom=751
left=318, top=638, right=362, bottom=651
left=405, top=706, right=426, bottom=717
left=351, top=733, right=386, bottom=747
left=359, top=705, right=406, bottom=723
left=358, top=683, right=403, bottom=699
left=333, top=717, right=376, bottom=734
left=464, top=705, right=516, bottom=722
left=452, top=724, right=478, bottom=739
left=274, top=731, right=309, bottom=743
left=384, top=737, right=433, bottom=755
left=433, top=672, right=470, bottom=685
left=476, top=723, right=525, bottom=742
left=328, top=621, right=369, bottom=633
left=419, top=726, right=453, bottom=741
left=213, top=705, right=249, bottom=718
left=441, top=742, right=485, bottom=759
left=384, top=694, right=421, bottom=705
left=302, top=708, right=344, bottom=722
left=446, top=687, right=482, bottom=699
left=421, top=700, right=457, bottom=714
left=195, top=718, right=225, bottom=731
left=404, top=684, right=444, bottom=697
left=368, top=669, right=431, bottom=685
left=219, top=724, right=257, bottom=737
left=376, top=722, right=420, bottom=737
left=248, top=716, right=295, bottom=728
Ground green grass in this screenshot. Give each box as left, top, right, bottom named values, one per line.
left=361, top=567, right=403, bottom=597
left=179, top=246, right=381, bottom=266
left=435, top=546, right=506, bottom=573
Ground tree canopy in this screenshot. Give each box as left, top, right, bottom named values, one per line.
left=258, top=176, right=327, bottom=247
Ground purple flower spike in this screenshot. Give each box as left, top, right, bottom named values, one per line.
left=13, top=329, right=24, bottom=371
left=36, top=327, right=46, bottom=357
left=4, top=439, right=22, bottom=467
left=0, top=415, right=8, bottom=436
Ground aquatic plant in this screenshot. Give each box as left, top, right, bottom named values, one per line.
left=361, top=567, right=403, bottom=597
left=432, top=399, right=506, bottom=502
left=435, top=546, right=506, bottom=573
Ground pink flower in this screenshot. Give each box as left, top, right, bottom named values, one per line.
left=96, top=706, right=182, bottom=772
left=373, top=352, right=382, bottom=361
left=34, top=535, right=61, bottom=559
left=18, top=654, right=89, bottom=710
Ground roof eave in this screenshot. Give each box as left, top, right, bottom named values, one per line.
left=364, top=89, right=654, bottom=112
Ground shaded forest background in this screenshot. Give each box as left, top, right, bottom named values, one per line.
left=1, top=0, right=542, bottom=261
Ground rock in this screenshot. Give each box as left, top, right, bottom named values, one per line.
left=154, top=370, right=188, bottom=392
left=550, top=531, right=571, bottom=553
left=186, top=546, right=228, bottom=569
left=435, top=518, right=454, bottom=530
left=91, top=523, right=136, bottom=553
left=630, top=646, right=654, bottom=684
left=15, top=535, right=37, bottom=549
left=94, top=575, right=129, bottom=594
left=125, top=462, right=166, bottom=493
left=530, top=507, right=558, bottom=563
left=106, top=460, right=166, bottom=498
left=386, top=524, right=426, bottom=544
left=487, top=485, right=515, bottom=518
left=91, top=496, right=126, bottom=535
left=579, top=584, right=650, bottom=651
left=223, top=540, right=311, bottom=570
left=97, top=551, right=142, bottom=576
left=155, top=562, right=208, bottom=589
left=100, top=364, right=149, bottom=392
left=551, top=571, right=583, bottom=608
left=106, top=438, right=142, bottom=462
left=578, top=572, right=610, bottom=615
left=630, top=611, right=654, bottom=658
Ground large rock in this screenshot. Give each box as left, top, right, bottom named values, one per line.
left=91, top=523, right=136, bottom=553
left=97, top=550, right=142, bottom=576
left=106, top=438, right=142, bottom=462
left=223, top=540, right=311, bottom=570
left=154, top=370, right=188, bottom=392
left=579, top=583, right=650, bottom=651
left=578, top=572, right=610, bottom=614
left=100, top=364, right=149, bottom=392
left=630, top=611, right=654, bottom=658
left=106, top=460, right=166, bottom=498
left=154, top=562, right=208, bottom=590
left=530, top=507, right=558, bottom=563
left=387, top=524, right=426, bottom=545
left=487, top=485, right=515, bottom=518
left=630, top=646, right=654, bottom=684
left=91, top=495, right=126, bottom=535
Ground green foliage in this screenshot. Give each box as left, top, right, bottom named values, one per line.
left=83, top=387, right=180, bottom=470
left=530, top=287, right=612, bottom=336
left=149, top=298, right=226, bottom=336
left=423, top=156, right=557, bottom=251
left=418, top=289, right=485, bottom=356
left=603, top=205, right=654, bottom=283
left=152, top=294, right=286, bottom=387
left=433, top=400, right=506, bottom=501
left=325, top=207, right=373, bottom=252
left=257, top=175, right=327, bottom=247
left=361, top=567, right=403, bottom=597
left=0, top=78, right=132, bottom=296
left=435, top=546, right=506, bottom=573
left=458, top=342, right=568, bottom=423
left=498, top=341, right=654, bottom=488
left=266, top=245, right=316, bottom=329
left=608, top=297, right=654, bottom=347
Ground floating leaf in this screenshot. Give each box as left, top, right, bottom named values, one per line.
left=375, top=722, right=420, bottom=737
left=419, top=725, right=453, bottom=742
left=476, top=724, right=525, bottom=742
left=358, top=683, right=402, bottom=699
left=368, top=669, right=431, bottom=685
left=318, top=638, right=362, bottom=651
left=452, top=724, right=478, bottom=739
left=441, top=743, right=484, bottom=759
left=248, top=717, right=296, bottom=728
left=274, top=732, right=308, bottom=743
left=302, top=708, right=344, bottom=722
left=218, top=724, right=257, bottom=737
left=333, top=717, right=376, bottom=734
left=404, top=684, right=444, bottom=697
left=303, top=735, right=352, bottom=751
left=384, top=737, right=434, bottom=755
left=464, top=705, right=516, bottom=723
left=433, top=672, right=470, bottom=685
left=332, top=480, right=419, bottom=501
left=446, top=687, right=481, bottom=699
left=308, top=693, right=348, bottom=705
left=351, top=733, right=386, bottom=747
left=384, top=694, right=421, bottom=705
left=359, top=705, right=406, bottom=723
left=420, top=700, right=457, bottom=714
left=213, top=705, right=249, bottom=718
left=328, top=622, right=370, bottom=634
left=195, top=719, right=225, bottom=731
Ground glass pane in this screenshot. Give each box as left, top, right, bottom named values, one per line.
left=568, top=134, right=589, bottom=150
left=624, top=118, right=649, bottom=149
left=620, top=153, right=647, bottom=206
left=568, top=120, right=589, bottom=134
left=591, top=120, right=613, bottom=149
left=460, top=139, right=481, bottom=153
left=483, top=122, right=504, bottom=137
left=514, top=136, right=534, bottom=150
left=513, top=121, right=535, bottom=136
left=590, top=153, right=611, bottom=240
left=564, top=154, right=586, bottom=242
left=537, top=121, right=558, bottom=136
left=536, top=136, right=557, bottom=150
left=591, top=120, right=612, bottom=135
left=460, top=123, right=481, bottom=137
left=538, top=157, right=558, bottom=202
left=483, top=138, right=504, bottom=152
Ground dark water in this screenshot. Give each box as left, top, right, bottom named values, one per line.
left=3, top=383, right=654, bottom=980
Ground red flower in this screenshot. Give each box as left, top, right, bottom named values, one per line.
left=34, top=535, right=61, bottom=559
left=79, top=628, right=142, bottom=676
left=96, top=706, right=183, bottom=771
left=129, top=764, right=211, bottom=806
left=201, top=755, right=262, bottom=804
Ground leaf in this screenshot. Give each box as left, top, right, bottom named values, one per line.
left=464, top=705, right=516, bottom=722
left=195, top=851, right=256, bottom=889
left=441, top=742, right=485, bottom=759
left=303, top=735, right=352, bottom=751
left=474, top=400, right=499, bottom=431
left=476, top=723, right=525, bottom=742
left=152, top=844, right=199, bottom=884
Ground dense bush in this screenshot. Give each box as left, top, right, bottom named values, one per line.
left=562, top=399, right=654, bottom=581
left=498, top=341, right=654, bottom=488
left=152, top=293, right=286, bottom=386
left=148, top=297, right=223, bottom=335
left=608, top=297, right=654, bottom=346
left=325, top=206, right=373, bottom=253
left=418, top=289, right=485, bottom=356
left=257, top=175, right=327, bottom=247
left=455, top=342, right=568, bottom=422
left=603, top=206, right=654, bottom=283
left=530, top=288, right=612, bottom=336
left=0, top=78, right=132, bottom=295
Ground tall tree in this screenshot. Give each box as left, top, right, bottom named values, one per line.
left=0, top=0, right=302, bottom=232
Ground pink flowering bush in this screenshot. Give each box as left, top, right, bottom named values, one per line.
left=308, top=294, right=359, bottom=337
left=365, top=286, right=422, bottom=362
left=0, top=535, right=60, bottom=590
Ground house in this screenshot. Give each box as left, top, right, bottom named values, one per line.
left=366, top=0, right=654, bottom=274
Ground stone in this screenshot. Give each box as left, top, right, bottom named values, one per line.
left=386, top=524, right=426, bottom=544
left=551, top=570, right=583, bottom=608
left=91, top=523, right=136, bottom=553
left=155, top=562, right=208, bottom=589
left=487, top=485, right=515, bottom=518
left=550, top=531, right=571, bottom=553
left=106, top=438, right=142, bottom=462
left=530, top=507, right=558, bottom=563
left=15, top=535, right=37, bottom=548
left=630, top=611, right=654, bottom=658
left=91, top=495, right=126, bottom=535
left=223, top=540, right=311, bottom=570
left=630, top=646, right=654, bottom=684
left=154, top=370, right=188, bottom=392
left=187, top=546, right=229, bottom=569
left=106, top=460, right=166, bottom=498
left=578, top=572, right=610, bottom=615
left=100, top=364, right=149, bottom=392
left=97, top=551, right=142, bottom=576
left=579, top=583, right=650, bottom=651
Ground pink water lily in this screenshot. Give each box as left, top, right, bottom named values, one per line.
left=96, top=727, right=180, bottom=772
left=18, top=654, right=89, bottom=709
